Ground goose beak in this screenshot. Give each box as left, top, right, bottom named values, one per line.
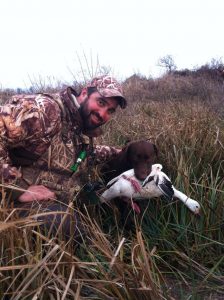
left=194, top=209, right=201, bottom=217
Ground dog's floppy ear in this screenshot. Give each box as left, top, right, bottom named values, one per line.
left=124, top=138, right=131, bottom=146
left=121, top=140, right=133, bottom=154
left=116, top=141, right=134, bottom=168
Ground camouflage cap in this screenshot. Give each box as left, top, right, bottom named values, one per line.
left=87, top=75, right=127, bottom=109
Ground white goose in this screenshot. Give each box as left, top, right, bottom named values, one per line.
left=100, top=164, right=200, bottom=215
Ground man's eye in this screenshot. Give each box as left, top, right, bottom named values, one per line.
left=97, top=99, right=105, bottom=106
left=108, top=109, right=115, bottom=115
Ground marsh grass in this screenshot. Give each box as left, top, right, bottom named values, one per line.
left=1, top=83, right=224, bottom=299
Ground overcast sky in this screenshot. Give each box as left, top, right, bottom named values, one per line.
left=0, top=0, right=223, bottom=89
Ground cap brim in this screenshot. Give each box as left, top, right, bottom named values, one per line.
left=98, top=88, right=127, bottom=109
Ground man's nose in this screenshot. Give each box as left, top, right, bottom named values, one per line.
left=98, top=108, right=110, bottom=122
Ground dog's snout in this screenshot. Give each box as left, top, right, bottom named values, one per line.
left=101, top=140, right=158, bottom=183
left=134, top=164, right=152, bottom=180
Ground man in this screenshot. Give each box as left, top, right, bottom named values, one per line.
left=0, top=75, right=127, bottom=237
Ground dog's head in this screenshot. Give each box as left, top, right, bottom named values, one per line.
left=126, top=140, right=158, bottom=180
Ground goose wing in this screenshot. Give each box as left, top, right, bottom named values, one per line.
left=106, top=175, right=120, bottom=188
left=101, top=176, right=135, bottom=201
left=142, top=164, right=162, bottom=187
left=156, top=172, right=174, bottom=200
left=106, top=169, right=135, bottom=188
left=142, top=176, right=154, bottom=187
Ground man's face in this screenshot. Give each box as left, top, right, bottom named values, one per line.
left=79, top=91, right=118, bottom=130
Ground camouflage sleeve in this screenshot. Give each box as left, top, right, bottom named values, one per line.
left=94, top=145, right=121, bottom=163
left=0, top=105, right=17, bottom=180
left=0, top=94, right=61, bottom=182
left=0, top=108, right=22, bottom=181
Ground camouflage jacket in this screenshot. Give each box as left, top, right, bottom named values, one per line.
left=0, top=87, right=120, bottom=183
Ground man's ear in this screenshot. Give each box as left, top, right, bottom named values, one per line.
left=78, top=88, right=88, bottom=103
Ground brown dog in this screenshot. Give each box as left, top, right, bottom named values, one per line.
left=101, top=140, right=158, bottom=183
left=99, top=140, right=158, bottom=228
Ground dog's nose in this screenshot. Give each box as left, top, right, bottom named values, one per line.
left=135, top=167, right=151, bottom=181
left=135, top=173, right=148, bottom=181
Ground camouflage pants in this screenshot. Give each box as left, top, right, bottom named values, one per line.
left=14, top=199, right=82, bottom=241
left=10, top=165, right=84, bottom=241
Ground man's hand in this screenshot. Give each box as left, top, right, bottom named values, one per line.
left=18, top=185, right=56, bottom=202
left=1, top=164, right=22, bottom=181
